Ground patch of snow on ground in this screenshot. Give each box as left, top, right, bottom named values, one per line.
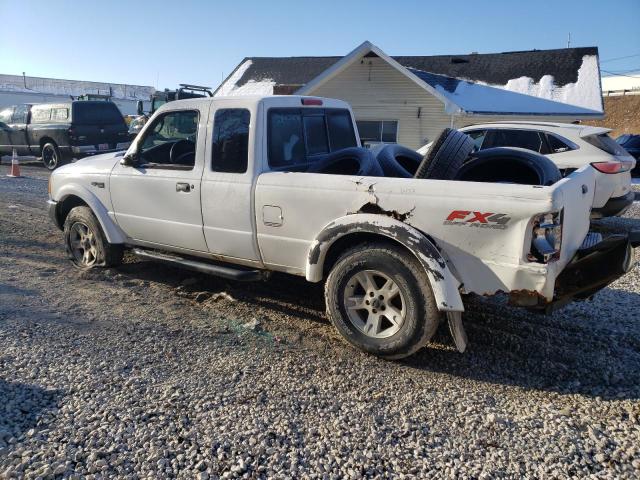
left=215, top=61, right=275, bottom=97
left=488, top=55, right=602, bottom=112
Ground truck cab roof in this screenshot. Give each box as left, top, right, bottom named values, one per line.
left=153, top=95, right=352, bottom=113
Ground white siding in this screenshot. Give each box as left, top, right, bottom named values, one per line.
left=309, top=57, right=452, bottom=149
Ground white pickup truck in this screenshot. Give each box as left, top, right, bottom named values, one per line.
left=47, top=95, right=638, bottom=359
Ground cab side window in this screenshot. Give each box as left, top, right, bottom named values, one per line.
left=212, top=109, right=250, bottom=173
left=12, top=105, right=29, bottom=124
left=139, top=110, right=199, bottom=169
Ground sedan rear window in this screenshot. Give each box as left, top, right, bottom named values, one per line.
left=583, top=133, right=628, bottom=156
left=72, top=102, right=124, bottom=125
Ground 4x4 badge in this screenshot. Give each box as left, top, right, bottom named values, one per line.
left=443, top=210, right=511, bottom=230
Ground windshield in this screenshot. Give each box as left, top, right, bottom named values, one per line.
left=72, top=102, right=124, bottom=125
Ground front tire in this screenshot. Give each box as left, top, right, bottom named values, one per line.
left=63, top=206, right=123, bottom=269
left=325, top=243, right=441, bottom=359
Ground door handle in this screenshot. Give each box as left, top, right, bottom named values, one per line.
left=176, top=182, right=192, bottom=192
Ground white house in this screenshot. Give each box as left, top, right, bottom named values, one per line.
left=216, top=42, right=604, bottom=149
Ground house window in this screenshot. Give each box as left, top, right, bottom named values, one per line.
left=356, top=120, right=398, bottom=146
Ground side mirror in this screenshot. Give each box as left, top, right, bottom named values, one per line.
left=121, top=150, right=138, bottom=167
left=136, top=100, right=144, bottom=116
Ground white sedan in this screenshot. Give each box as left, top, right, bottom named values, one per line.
left=418, top=122, right=636, bottom=218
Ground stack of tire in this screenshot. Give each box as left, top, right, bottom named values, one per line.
left=374, top=128, right=561, bottom=185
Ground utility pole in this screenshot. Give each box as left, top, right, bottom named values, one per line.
left=567, top=32, right=571, bottom=48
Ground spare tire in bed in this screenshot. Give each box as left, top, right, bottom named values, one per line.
left=414, top=128, right=475, bottom=180
left=375, top=144, right=424, bottom=178
left=308, top=147, right=384, bottom=177
left=454, top=147, right=562, bottom=186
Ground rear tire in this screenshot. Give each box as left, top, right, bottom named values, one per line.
left=42, top=142, right=64, bottom=170
left=63, top=206, right=123, bottom=269
left=325, top=243, right=441, bottom=359
left=455, top=147, right=562, bottom=186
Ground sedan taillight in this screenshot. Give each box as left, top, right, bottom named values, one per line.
left=591, top=161, right=632, bottom=174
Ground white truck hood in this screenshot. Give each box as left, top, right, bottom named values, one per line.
left=55, top=152, right=122, bottom=175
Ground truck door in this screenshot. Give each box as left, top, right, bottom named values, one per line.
left=200, top=106, right=262, bottom=262
left=110, top=106, right=208, bottom=252
left=0, top=106, right=13, bottom=155
left=8, top=104, right=31, bottom=155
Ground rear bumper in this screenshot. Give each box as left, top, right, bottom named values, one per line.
left=511, top=231, right=638, bottom=313
left=592, top=191, right=635, bottom=218
left=547, top=232, right=637, bottom=312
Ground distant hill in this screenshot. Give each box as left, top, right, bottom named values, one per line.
left=583, top=95, right=640, bottom=138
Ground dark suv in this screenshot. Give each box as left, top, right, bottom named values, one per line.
left=0, top=101, right=130, bottom=170
left=616, top=134, right=640, bottom=175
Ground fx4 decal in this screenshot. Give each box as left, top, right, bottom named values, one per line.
left=443, top=210, right=511, bottom=230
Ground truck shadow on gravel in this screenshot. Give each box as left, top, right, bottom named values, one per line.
left=0, top=379, right=61, bottom=447
left=113, top=259, right=640, bottom=400
left=405, top=293, right=640, bottom=401
left=116, top=259, right=329, bottom=325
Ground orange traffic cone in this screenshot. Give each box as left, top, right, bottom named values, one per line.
left=7, top=148, right=21, bottom=177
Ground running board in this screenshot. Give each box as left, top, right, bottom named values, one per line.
left=132, top=248, right=265, bottom=281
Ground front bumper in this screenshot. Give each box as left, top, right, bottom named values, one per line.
left=592, top=191, right=635, bottom=218
left=47, top=199, right=61, bottom=229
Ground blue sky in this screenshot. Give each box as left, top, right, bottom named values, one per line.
left=1, top=0, right=639, bottom=89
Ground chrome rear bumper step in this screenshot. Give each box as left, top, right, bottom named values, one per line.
left=132, top=248, right=265, bottom=282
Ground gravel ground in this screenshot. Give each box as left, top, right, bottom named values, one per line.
left=1, top=162, right=640, bottom=479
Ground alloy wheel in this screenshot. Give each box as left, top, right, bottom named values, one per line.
left=343, top=269, right=406, bottom=338
left=68, top=222, right=98, bottom=266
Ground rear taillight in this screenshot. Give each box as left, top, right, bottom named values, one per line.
left=528, top=210, right=563, bottom=263
left=301, top=98, right=323, bottom=106
left=591, top=161, right=632, bottom=174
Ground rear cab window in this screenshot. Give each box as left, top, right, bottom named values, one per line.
left=268, top=108, right=357, bottom=169
left=72, top=102, right=124, bottom=126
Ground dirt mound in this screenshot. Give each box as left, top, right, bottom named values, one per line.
left=583, top=95, right=640, bottom=138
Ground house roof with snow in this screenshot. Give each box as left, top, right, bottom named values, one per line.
left=216, top=41, right=603, bottom=116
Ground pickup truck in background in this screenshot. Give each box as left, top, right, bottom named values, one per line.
left=46, top=95, right=639, bottom=359
left=0, top=101, right=130, bottom=170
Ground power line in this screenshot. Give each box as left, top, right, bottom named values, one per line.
left=601, top=53, right=640, bottom=63
left=602, top=69, right=640, bottom=78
